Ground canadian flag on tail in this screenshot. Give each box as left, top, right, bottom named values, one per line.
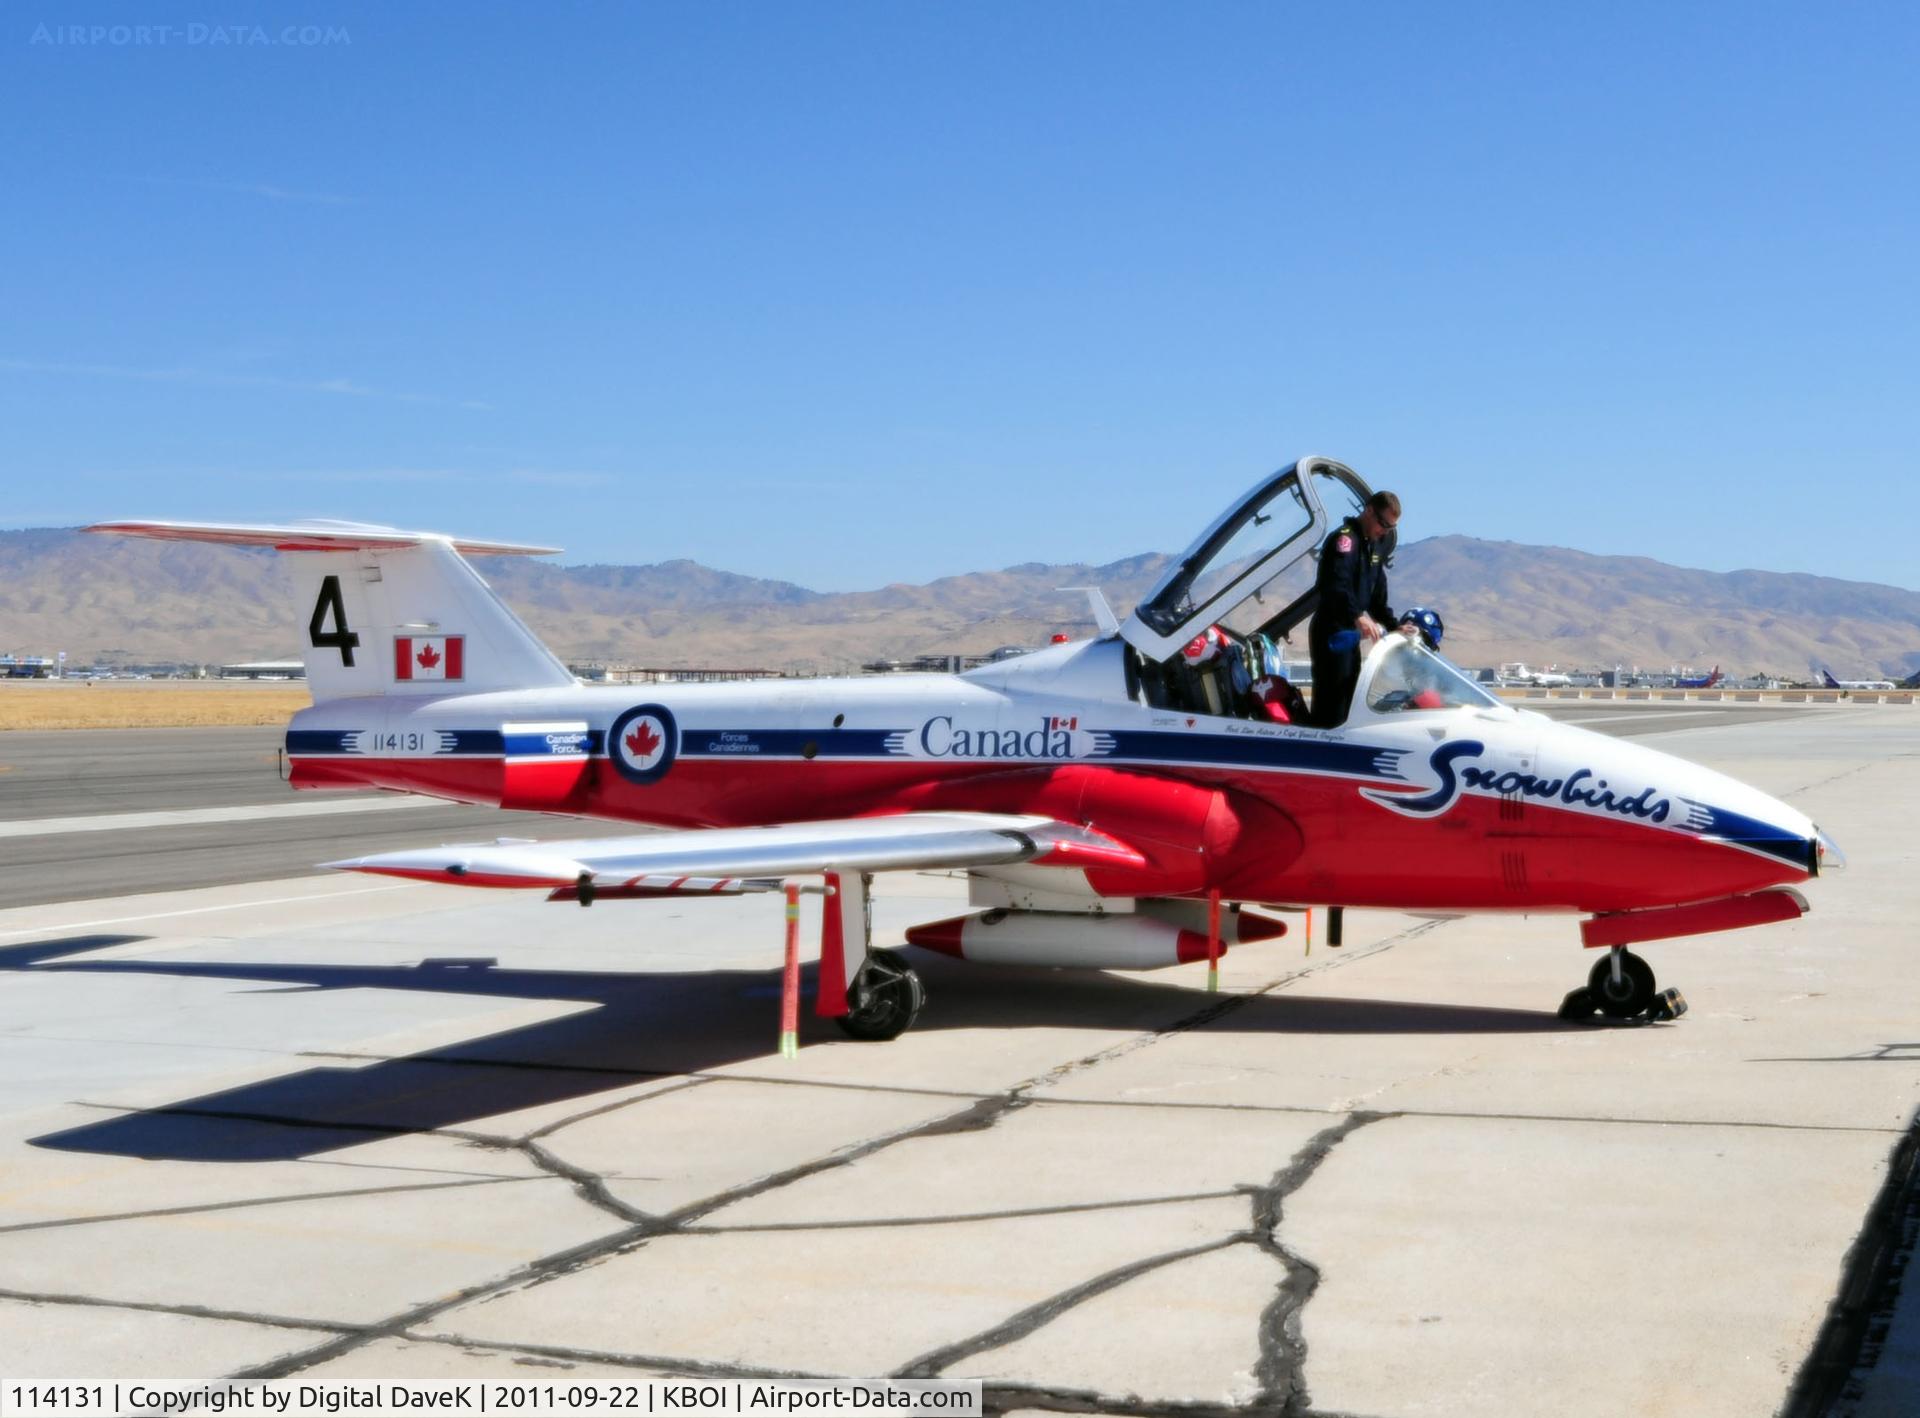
left=394, top=635, right=464, bottom=682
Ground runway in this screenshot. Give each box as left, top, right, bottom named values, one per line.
left=0, top=728, right=578, bottom=909
left=0, top=700, right=1913, bottom=1414
left=1522, top=698, right=1836, bottom=735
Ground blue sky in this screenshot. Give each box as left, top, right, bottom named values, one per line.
left=3, top=2, right=1915, bottom=590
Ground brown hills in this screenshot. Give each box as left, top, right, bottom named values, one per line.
left=2, top=528, right=1915, bottom=681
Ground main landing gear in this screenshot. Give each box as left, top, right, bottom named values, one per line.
left=836, top=948, right=926, bottom=1041
left=1558, top=947, right=1688, bottom=1024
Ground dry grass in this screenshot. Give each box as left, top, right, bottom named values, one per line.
left=0, top=682, right=312, bottom=731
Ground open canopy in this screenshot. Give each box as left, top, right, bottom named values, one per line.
left=1118, top=457, right=1378, bottom=661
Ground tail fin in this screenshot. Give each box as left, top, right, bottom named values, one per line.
left=1821, top=668, right=1842, bottom=689
left=85, top=519, right=575, bottom=701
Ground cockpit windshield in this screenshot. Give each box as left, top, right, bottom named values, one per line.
left=1363, top=639, right=1503, bottom=714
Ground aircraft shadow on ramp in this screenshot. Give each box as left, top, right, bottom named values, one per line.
left=5, top=931, right=1573, bottom=1165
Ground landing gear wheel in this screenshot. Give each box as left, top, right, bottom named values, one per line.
left=1588, top=950, right=1657, bottom=1020
left=836, top=948, right=926, bottom=1041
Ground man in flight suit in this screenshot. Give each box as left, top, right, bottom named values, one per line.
left=1309, top=490, right=1403, bottom=727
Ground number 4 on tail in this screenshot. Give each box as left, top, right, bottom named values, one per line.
left=308, top=575, right=360, bottom=666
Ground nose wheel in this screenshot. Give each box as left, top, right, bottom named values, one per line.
left=1558, top=948, right=1687, bottom=1023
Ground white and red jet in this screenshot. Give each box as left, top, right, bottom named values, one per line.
left=91, top=458, right=1841, bottom=1039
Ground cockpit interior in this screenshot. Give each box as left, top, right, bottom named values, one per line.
left=1115, top=457, right=1498, bottom=729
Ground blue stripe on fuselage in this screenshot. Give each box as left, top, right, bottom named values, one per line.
left=289, top=723, right=1406, bottom=779
left=1095, top=729, right=1406, bottom=780
left=1681, top=799, right=1815, bottom=869
left=285, top=729, right=355, bottom=755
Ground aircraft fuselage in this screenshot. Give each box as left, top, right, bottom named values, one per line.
left=287, top=639, right=1821, bottom=916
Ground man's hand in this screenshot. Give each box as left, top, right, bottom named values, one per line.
left=1356, top=614, right=1383, bottom=642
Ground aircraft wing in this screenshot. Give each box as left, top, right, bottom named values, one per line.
left=87, top=518, right=560, bottom=556
left=324, top=812, right=1146, bottom=892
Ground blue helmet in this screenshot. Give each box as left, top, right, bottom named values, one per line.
left=1399, top=606, right=1444, bottom=650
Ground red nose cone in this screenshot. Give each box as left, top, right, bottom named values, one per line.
left=1235, top=911, right=1289, bottom=943
left=905, top=916, right=968, bottom=958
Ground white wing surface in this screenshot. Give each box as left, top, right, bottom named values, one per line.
left=85, top=518, right=560, bottom=556
left=323, top=812, right=1146, bottom=890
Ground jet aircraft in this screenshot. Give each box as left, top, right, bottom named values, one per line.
left=1497, top=663, right=1574, bottom=689
left=1821, top=668, right=1895, bottom=691
left=1675, top=666, right=1723, bottom=689
left=90, top=457, right=1842, bottom=1038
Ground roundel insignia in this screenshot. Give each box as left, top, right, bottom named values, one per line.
left=608, top=703, right=678, bottom=784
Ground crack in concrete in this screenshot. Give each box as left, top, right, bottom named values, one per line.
left=60, top=1100, right=476, bottom=1144
left=217, top=918, right=1432, bottom=1388
left=687, top=1188, right=1249, bottom=1234
left=865, top=1108, right=1389, bottom=1410
left=0, top=1174, right=542, bottom=1236
left=438, top=1078, right=726, bottom=1230
left=1785, top=749, right=1920, bottom=803
left=74, top=1076, right=1894, bottom=1139
left=0, top=1284, right=356, bottom=1336
left=519, top=1077, right=719, bottom=1142
left=225, top=1090, right=1029, bottom=1380
left=662, top=1093, right=1019, bottom=1233
left=296, top=1048, right=683, bottom=1082
left=389, top=1330, right=836, bottom=1382
left=228, top=1223, right=654, bottom=1379
left=1035, top=1095, right=1901, bottom=1134
left=1250, top=1113, right=1389, bottom=1414
left=874, top=1112, right=1393, bottom=1405
left=690, top=1072, right=989, bottom=1102
left=513, top=1136, right=658, bottom=1227
left=894, top=1237, right=1241, bottom=1379
left=305, top=1051, right=989, bottom=1104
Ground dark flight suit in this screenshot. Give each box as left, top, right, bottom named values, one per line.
left=1309, top=518, right=1395, bottom=727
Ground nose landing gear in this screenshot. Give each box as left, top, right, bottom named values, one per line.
left=1558, top=947, right=1687, bottom=1023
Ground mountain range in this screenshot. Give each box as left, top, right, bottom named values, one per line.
left=2, top=528, right=1917, bottom=681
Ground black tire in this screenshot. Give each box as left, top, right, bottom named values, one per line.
left=1557, top=987, right=1598, bottom=1021
left=1588, top=951, right=1656, bottom=1020
left=836, top=948, right=926, bottom=1041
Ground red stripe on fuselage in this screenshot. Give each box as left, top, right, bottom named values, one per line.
left=287, top=752, right=1807, bottom=914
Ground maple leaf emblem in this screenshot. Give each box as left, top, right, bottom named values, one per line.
left=417, top=643, right=441, bottom=669
left=625, top=719, right=663, bottom=760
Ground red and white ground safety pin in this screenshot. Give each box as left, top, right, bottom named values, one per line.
left=1206, top=889, right=1222, bottom=993
left=777, top=878, right=837, bottom=1059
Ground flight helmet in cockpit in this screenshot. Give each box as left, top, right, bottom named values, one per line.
left=1398, top=606, right=1444, bottom=651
